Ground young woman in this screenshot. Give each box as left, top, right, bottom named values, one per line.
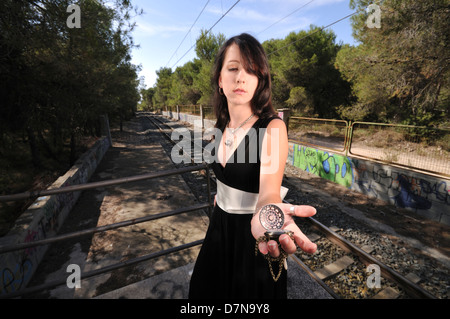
left=189, top=33, right=317, bottom=299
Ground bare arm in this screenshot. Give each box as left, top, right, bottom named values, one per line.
left=251, top=118, right=317, bottom=257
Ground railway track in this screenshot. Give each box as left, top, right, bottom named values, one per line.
left=145, top=112, right=439, bottom=299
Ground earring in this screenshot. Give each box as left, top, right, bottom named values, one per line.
left=219, top=87, right=224, bottom=95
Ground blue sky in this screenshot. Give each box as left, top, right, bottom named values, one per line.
left=130, top=0, right=358, bottom=88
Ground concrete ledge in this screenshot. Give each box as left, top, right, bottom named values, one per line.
left=0, top=136, right=110, bottom=296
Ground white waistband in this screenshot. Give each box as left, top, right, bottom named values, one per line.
left=216, top=179, right=288, bottom=215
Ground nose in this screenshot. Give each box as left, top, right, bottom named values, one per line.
left=236, top=70, right=245, bottom=84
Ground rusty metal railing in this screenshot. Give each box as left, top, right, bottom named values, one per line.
left=0, top=164, right=213, bottom=298
left=287, top=116, right=450, bottom=177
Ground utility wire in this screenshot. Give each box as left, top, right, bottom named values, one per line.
left=166, top=0, right=211, bottom=67
left=257, top=0, right=315, bottom=35
left=171, top=0, right=241, bottom=69
left=267, top=9, right=363, bottom=57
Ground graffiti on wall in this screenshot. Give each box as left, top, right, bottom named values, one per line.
left=289, top=144, right=354, bottom=188
left=353, top=159, right=449, bottom=210
left=288, top=143, right=449, bottom=224
left=0, top=137, right=111, bottom=295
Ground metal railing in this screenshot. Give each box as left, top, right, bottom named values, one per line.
left=158, top=106, right=450, bottom=176
left=288, top=116, right=450, bottom=177
left=0, top=163, right=213, bottom=298
left=159, top=106, right=450, bottom=176
left=348, top=122, right=450, bottom=177
left=289, top=117, right=349, bottom=153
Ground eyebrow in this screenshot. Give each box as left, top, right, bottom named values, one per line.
left=226, top=60, right=240, bottom=64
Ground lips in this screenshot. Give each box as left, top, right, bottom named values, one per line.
left=233, top=88, right=246, bottom=94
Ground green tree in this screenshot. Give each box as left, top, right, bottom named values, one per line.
left=168, top=60, right=201, bottom=106
left=336, top=0, right=449, bottom=125
left=0, top=0, right=141, bottom=168
left=153, top=67, right=173, bottom=108
left=140, top=87, right=156, bottom=111
left=153, top=29, right=225, bottom=107
left=195, top=29, right=226, bottom=62
left=264, top=26, right=353, bottom=118
left=193, top=30, right=226, bottom=105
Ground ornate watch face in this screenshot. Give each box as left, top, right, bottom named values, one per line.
left=259, top=204, right=284, bottom=230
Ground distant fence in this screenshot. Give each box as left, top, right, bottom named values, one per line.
left=163, top=106, right=449, bottom=177
left=162, top=105, right=215, bottom=130
left=286, top=116, right=449, bottom=226
left=288, top=117, right=450, bottom=178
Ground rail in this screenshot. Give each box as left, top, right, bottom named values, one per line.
left=303, top=216, right=436, bottom=299
left=289, top=117, right=349, bottom=153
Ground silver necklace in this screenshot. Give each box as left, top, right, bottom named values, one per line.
left=225, top=113, right=255, bottom=147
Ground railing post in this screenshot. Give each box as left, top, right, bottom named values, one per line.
left=277, top=108, right=291, bottom=132
left=344, top=121, right=352, bottom=156
left=100, top=114, right=112, bottom=147
left=205, top=164, right=212, bottom=217
left=200, top=104, right=204, bottom=129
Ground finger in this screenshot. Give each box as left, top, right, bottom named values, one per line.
left=294, top=233, right=317, bottom=254
left=258, top=241, right=268, bottom=255
left=282, top=204, right=317, bottom=218
left=267, top=240, right=280, bottom=258
left=279, top=233, right=297, bottom=254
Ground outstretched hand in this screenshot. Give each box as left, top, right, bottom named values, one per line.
left=251, top=203, right=317, bottom=258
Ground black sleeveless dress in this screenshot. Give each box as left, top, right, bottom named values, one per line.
left=189, top=116, right=286, bottom=299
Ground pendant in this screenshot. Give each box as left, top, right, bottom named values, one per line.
left=259, top=204, right=285, bottom=230
left=225, top=139, right=233, bottom=147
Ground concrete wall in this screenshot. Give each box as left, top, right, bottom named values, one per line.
left=0, top=136, right=110, bottom=296
left=288, top=143, right=450, bottom=226
left=162, top=110, right=215, bottom=130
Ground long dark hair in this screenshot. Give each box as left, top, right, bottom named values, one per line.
left=212, top=33, right=277, bottom=130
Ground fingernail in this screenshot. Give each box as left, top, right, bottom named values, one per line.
left=268, top=242, right=277, bottom=250
left=258, top=243, right=268, bottom=255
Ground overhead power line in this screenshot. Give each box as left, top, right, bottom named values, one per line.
left=170, top=0, right=241, bottom=69
left=166, top=0, right=211, bottom=67
left=267, top=10, right=363, bottom=57
left=257, top=0, right=316, bottom=35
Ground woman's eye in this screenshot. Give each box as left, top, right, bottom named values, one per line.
left=228, top=68, right=238, bottom=72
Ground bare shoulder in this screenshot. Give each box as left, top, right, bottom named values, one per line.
left=266, top=117, right=287, bottom=131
